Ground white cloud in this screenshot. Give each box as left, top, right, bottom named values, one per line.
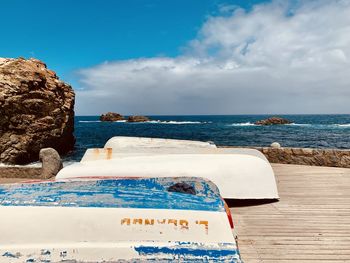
left=76, top=0, right=350, bottom=115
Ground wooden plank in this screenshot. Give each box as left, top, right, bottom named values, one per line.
left=230, top=163, right=350, bottom=262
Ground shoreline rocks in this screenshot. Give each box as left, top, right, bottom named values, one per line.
left=0, top=57, right=75, bottom=164
left=100, top=112, right=124, bottom=122
left=255, top=117, right=292, bottom=125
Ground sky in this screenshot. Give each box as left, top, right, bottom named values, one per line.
left=1, top=0, right=350, bottom=115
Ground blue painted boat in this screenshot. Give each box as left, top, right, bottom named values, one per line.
left=0, top=177, right=243, bottom=262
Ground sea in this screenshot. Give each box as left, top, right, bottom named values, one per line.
left=63, top=114, right=350, bottom=163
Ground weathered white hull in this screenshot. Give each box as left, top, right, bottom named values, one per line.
left=0, top=178, right=242, bottom=262
left=73, top=136, right=279, bottom=199
left=0, top=206, right=240, bottom=262
left=81, top=147, right=269, bottom=162
left=57, top=153, right=279, bottom=199
left=1, top=242, right=241, bottom=262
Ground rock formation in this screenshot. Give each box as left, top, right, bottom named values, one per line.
left=99, top=113, right=150, bottom=122
left=255, top=117, right=292, bottom=125
left=100, top=112, right=125, bottom=122
left=127, top=115, right=150, bottom=122
left=0, top=57, right=75, bottom=164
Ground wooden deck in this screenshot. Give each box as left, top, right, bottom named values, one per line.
left=230, top=163, right=350, bottom=263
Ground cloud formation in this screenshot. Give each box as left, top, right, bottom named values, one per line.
left=77, top=0, right=350, bottom=115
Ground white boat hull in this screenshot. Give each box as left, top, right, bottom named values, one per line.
left=0, top=206, right=239, bottom=262
left=57, top=153, right=279, bottom=199
left=0, top=177, right=242, bottom=262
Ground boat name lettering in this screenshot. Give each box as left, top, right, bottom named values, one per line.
left=121, top=218, right=209, bottom=233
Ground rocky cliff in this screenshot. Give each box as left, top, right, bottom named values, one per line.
left=0, top=57, right=75, bottom=164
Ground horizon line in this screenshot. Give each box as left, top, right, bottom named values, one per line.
left=75, top=113, right=350, bottom=117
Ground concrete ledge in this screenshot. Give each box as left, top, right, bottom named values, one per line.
left=0, top=148, right=62, bottom=179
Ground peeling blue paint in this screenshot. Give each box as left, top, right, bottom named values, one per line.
left=0, top=178, right=224, bottom=211
left=0, top=243, right=242, bottom=262
left=40, top=250, right=51, bottom=256
left=134, top=242, right=242, bottom=262
left=2, top=251, right=18, bottom=258
left=60, top=250, right=67, bottom=258
left=135, top=246, right=237, bottom=257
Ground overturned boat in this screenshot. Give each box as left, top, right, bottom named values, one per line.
left=57, top=137, right=279, bottom=199
left=0, top=177, right=242, bottom=263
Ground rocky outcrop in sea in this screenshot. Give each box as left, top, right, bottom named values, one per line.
left=99, top=113, right=151, bottom=123
left=255, top=117, right=292, bottom=125
left=0, top=57, right=75, bottom=164
left=127, top=115, right=150, bottom=122
left=100, top=112, right=125, bottom=122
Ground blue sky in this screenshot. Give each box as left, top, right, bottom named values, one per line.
left=1, top=0, right=265, bottom=84
left=2, top=0, right=350, bottom=115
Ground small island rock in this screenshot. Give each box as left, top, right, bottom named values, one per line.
left=0, top=57, right=75, bottom=164
left=127, top=115, right=150, bottom=122
left=100, top=112, right=124, bottom=122
left=255, top=117, right=292, bottom=125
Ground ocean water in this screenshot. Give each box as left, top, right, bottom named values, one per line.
left=65, top=115, right=350, bottom=162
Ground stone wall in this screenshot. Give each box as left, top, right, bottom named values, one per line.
left=254, top=147, right=350, bottom=168
left=0, top=148, right=62, bottom=179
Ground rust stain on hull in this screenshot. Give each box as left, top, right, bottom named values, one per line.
left=92, top=148, right=113, bottom=160
left=106, top=148, right=113, bottom=160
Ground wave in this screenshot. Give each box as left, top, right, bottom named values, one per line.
left=286, top=123, right=350, bottom=128
left=336, top=124, right=350, bottom=127
left=78, top=120, right=350, bottom=127
left=79, top=120, right=207, bottom=124
left=287, top=123, right=312, bottom=126
left=230, top=122, right=256, bottom=126
left=289, top=123, right=350, bottom=128
left=229, top=122, right=312, bottom=127
left=146, top=120, right=209, bottom=125
left=79, top=120, right=127, bottom=123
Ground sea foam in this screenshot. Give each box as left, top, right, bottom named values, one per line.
left=146, top=120, right=209, bottom=124
left=336, top=124, right=350, bottom=127
left=79, top=120, right=207, bottom=124
left=230, top=122, right=256, bottom=126
left=287, top=123, right=312, bottom=126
